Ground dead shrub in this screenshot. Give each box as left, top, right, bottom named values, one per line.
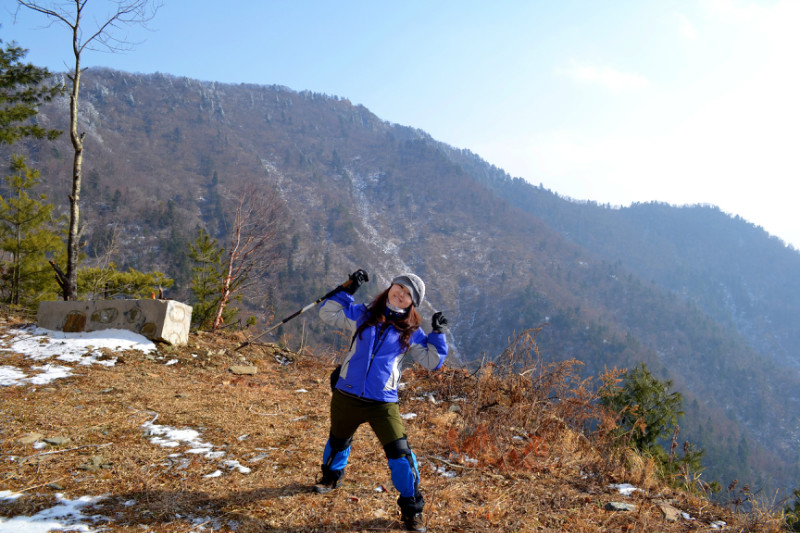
left=430, top=328, right=615, bottom=477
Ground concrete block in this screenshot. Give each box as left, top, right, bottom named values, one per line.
left=37, top=299, right=192, bottom=346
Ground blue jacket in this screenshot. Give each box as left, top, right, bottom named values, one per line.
left=319, top=290, right=448, bottom=403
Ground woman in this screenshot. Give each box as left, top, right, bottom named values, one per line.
left=314, top=270, right=448, bottom=533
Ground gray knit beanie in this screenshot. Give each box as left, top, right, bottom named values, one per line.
left=391, top=273, right=425, bottom=308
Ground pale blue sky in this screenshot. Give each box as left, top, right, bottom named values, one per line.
left=3, top=1, right=799, bottom=249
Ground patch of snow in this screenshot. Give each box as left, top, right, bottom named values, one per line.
left=432, top=465, right=457, bottom=478
left=0, top=492, right=107, bottom=533
left=9, top=326, right=156, bottom=360
left=223, top=460, right=252, bottom=474
left=0, top=364, right=73, bottom=387
left=205, top=451, right=226, bottom=460
left=0, top=366, right=27, bottom=386
left=610, top=483, right=639, bottom=496
left=141, top=418, right=248, bottom=476
left=0, top=327, right=157, bottom=386
left=28, top=364, right=73, bottom=385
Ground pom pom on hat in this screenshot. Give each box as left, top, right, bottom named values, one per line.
left=391, top=273, right=425, bottom=308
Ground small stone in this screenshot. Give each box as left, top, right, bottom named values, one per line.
left=230, top=365, right=258, bottom=375
left=78, top=455, right=112, bottom=471
left=18, top=432, right=43, bottom=445
left=605, top=501, right=636, bottom=512
left=656, top=500, right=682, bottom=522
left=43, top=436, right=71, bottom=446
left=47, top=483, right=65, bottom=490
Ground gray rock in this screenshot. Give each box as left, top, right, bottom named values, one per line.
left=605, top=501, right=636, bottom=512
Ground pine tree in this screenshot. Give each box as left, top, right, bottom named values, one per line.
left=0, top=39, right=62, bottom=145
left=188, top=227, right=230, bottom=329
left=0, top=155, right=63, bottom=306
left=785, top=488, right=800, bottom=532
left=599, top=362, right=684, bottom=455
left=599, top=362, right=714, bottom=490
left=77, top=265, right=173, bottom=300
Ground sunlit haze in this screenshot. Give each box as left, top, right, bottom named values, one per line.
left=3, top=1, right=798, bottom=249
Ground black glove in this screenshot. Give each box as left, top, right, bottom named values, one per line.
left=343, top=269, right=369, bottom=295
left=431, top=312, right=448, bottom=333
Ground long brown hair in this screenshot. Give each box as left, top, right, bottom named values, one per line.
left=354, top=287, right=421, bottom=350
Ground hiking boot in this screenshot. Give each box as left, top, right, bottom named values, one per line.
left=312, top=474, right=341, bottom=494
left=402, top=512, right=426, bottom=532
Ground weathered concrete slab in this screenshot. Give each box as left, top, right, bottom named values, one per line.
left=37, top=299, right=192, bottom=346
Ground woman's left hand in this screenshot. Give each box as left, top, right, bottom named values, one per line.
left=431, top=312, right=448, bottom=332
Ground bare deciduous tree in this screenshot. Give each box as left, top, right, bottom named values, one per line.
left=15, top=0, right=161, bottom=300
left=212, top=183, right=286, bottom=330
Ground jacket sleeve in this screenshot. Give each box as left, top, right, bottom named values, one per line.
left=407, top=329, right=448, bottom=371
left=318, top=290, right=362, bottom=334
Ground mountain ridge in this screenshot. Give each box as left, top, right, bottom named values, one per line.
left=5, top=67, right=799, bottom=495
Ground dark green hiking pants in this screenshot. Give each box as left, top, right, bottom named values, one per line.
left=329, top=389, right=406, bottom=444
left=321, top=390, right=424, bottom=510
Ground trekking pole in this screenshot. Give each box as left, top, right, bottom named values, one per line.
left=234, top=273, right=365, bottom=351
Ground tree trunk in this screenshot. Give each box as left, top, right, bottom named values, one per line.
left=212, top=269, right=233, bottom=330
left=17, top=0, right=162, bottom=301
left=64, top=23, right=83, bottom=301
left=12, top=226, right=21, bottom=305
left=212, top=225, right=240, bottom=330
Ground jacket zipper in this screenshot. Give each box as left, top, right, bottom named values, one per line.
left=361, top=325, right=390, bottom=397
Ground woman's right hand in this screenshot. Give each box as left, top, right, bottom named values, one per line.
left=344, top=269, right=369, bottom=294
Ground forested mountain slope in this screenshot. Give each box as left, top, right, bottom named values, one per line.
left=6, top=68, right=799, bottom=495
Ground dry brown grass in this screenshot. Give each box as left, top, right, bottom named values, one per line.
left=0, top=315, right=787, bottom=532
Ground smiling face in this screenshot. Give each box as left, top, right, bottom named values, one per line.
left=388, top=283, right=413, bottom=310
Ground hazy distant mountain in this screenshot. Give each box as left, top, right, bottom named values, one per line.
left=7, top=68, right=800, bottom=494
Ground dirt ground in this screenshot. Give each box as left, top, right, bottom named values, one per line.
left=0, top=314, right=784, bottom=532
